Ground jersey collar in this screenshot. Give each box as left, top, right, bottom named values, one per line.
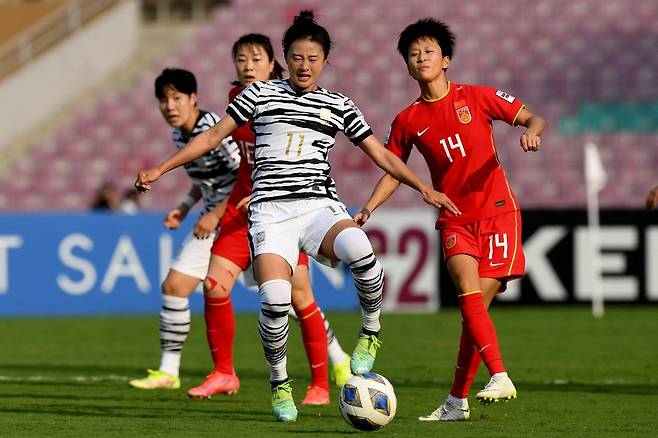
left=421, top=81, right=451, bottom=103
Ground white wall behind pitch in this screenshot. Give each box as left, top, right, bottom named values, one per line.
left=0, top=0, right=139, bottom=151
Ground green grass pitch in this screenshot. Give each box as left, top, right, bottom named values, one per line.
left=1, top=306, right=657, bottom=437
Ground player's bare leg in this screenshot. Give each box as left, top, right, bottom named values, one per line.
left=130, top=270, right=199, bottom=390
left=187, top=255, right=242, bottom=399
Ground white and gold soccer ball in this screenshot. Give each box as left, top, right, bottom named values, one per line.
left=338, top=372, right=397, bottom=431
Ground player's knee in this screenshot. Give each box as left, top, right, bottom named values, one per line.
left=291, top=288, right=313, bottom=312
left=161, top=279, right=177, bottom=296
left=203, top=276, right=230, bottom=297
left=259, top=279, right=292, bottom=310
left=333, top=227, right=373, bottom=263
left=456, top=279, right=479, bottom=294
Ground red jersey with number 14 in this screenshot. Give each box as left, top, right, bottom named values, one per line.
left=226, top=85, right=255, bottom=205
left=386, top=82, right=525, bottom=228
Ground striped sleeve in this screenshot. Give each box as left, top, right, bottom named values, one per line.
left=219, top=135, right=241, bottom=171
left=226, top=82, right=261, bottom=126
left=342, top=96, right=373, bottom=145
left=201, top=111, right=220, bottom=129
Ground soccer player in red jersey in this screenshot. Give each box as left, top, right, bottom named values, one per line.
left=186, top=33, right=352, bottom=405
left=355, top=18, right=545, bottom=421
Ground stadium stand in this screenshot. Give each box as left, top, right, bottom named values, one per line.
left=1, top=0, right=657, bottom=211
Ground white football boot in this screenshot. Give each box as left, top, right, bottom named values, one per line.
left=476, top=373, right=517, bottom=404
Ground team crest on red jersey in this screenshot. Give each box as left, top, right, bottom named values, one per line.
left=445, top=233, right=457, bottom=250
left=456, top=105, right=472, bottom=124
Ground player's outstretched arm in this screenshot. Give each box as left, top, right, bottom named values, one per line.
left=646, top=185, right=658, bottom=210
left=353, top=174, right=400, bottom=226
left=515, top=108, right=546, bottom=152
left=357, top=135, right=461, bottom=215
left=135, top=115, right=239, bottom=191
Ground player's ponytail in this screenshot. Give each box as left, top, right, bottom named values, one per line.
left=283, top=9, right=332, bottom=59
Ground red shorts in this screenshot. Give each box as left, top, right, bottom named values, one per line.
left=211, top=203, right=309, bottom=269
left=440, top=210, right=525, bottom=290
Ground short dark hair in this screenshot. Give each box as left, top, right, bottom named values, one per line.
left=154, top=68, right=197, bottom=99
left=282, top=10, right=332, bottom=59
left=397, top=18, right=456, bottom=63
left=231, top=33, right=285, bottom=83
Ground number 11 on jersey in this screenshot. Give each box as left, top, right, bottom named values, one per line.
left=285, top=132, right=304, bottom=156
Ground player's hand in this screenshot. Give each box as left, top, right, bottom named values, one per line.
left=520, top=131, right=541, bottom=152
left=353, top=208, right=371, bottom=227
left=422, top=189, right=461, bottom=215
left=646, top=185, right=658, bottom=210
left=193, top=211, right=220, bottom=239
left=135, top=168, right=162, bottom=192
left=163, top=207, right=186, bottom=230
left=236, top=195, right=251, bottom=212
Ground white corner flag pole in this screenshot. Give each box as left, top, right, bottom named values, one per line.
left=584, top=142, right=607, bottom=318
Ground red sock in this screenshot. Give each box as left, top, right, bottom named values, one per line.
left=450, top=321, right=481, bottom=398
left=458, top=291, right=505, bottom=375
left=204, top=295, right=235, bottom=375
left=298, top=302, right=329, bottom=391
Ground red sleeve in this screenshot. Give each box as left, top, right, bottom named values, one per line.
left=385, top=113, right=413, bottom=163
left=478, top=85, right=525, bottom=126
left=228, top=85, right=244, bottom=103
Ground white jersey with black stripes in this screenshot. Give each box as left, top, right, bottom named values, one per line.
left=172, top=110, right=240, bottom=213
left=226, top=80, right=373, bottom=205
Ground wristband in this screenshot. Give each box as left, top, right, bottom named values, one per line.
left=181, top=195, right=196, bottom=209
left=359, top=207, right=371, bottom=218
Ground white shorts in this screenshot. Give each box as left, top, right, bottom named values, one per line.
left=247, top=198, right=352, bottom=271
left=169, top=230, right=215, bottom=279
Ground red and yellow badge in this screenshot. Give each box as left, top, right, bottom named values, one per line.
left=454, top=99, right=471, bottom=124
left=445, top=233, right=457, bottom=250
left=456, top=105, right=471, bottom=124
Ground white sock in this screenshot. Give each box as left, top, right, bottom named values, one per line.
left=447, top=394, right=468, bottom=408
left=333, top=227, right=383, bottom=333
left=158, top=295, right=190, bottom=377
left=160, top=352, right=181, bottom=377
left=258, top=279, right=292, bottom=383
left=328, top=338, right=347, bottom=366
left=319, top=309, right=347, bottom=365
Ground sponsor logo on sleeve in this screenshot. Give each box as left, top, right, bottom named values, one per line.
left=495, top=90, right=516, bottom=103
left=347, top=99, right=364, bottom=117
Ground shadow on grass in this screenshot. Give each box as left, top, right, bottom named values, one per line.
left=396, top=378, right=658, bottom=396
left=0, top=363, right=271, bottom=381
left=0, top=404, right=274, bottom=421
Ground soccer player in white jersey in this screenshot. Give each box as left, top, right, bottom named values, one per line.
left=129, top=68, right=240, bottom=390
left=135, top=11, right=459, bottom=422
left=188, top=33, right=353, bottom=405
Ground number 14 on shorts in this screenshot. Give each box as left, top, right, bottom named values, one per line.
left=488, top=233, right=508, bottom=267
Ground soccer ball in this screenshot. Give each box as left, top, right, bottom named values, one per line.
left=338, top=372, right=397, bottom=431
